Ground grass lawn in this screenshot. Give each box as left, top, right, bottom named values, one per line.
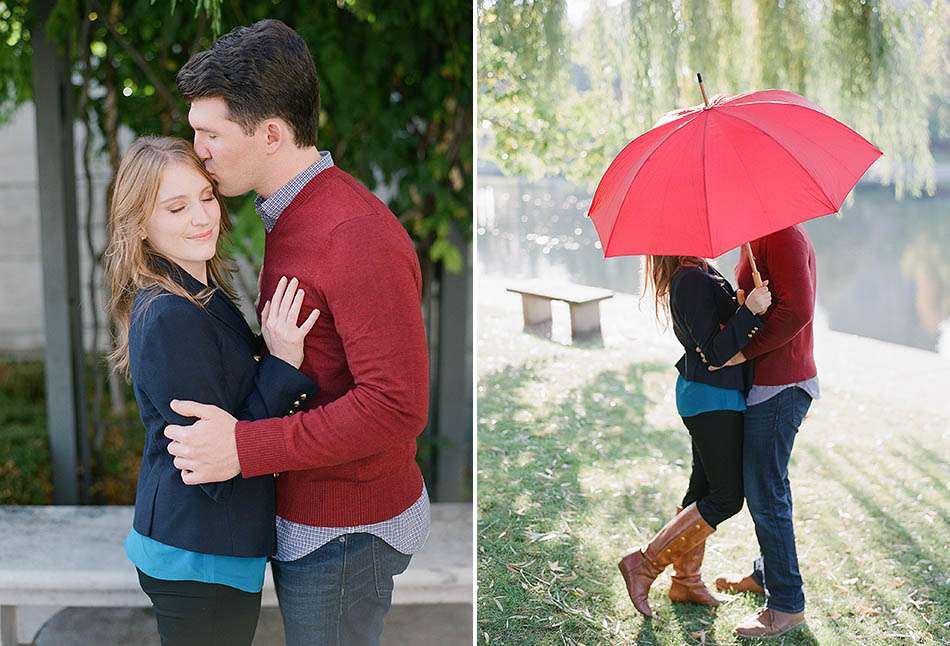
left=477, top=288, right=949, bottom=645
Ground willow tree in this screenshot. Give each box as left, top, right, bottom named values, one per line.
left=479, top=0, right=948, bottom=199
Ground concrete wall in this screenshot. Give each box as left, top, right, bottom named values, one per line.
left=0, top=103, right=120, bottom=356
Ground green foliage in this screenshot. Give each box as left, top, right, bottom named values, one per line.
left=478, top=0, right=950, bottom=199
left=223, top=195, right=267, bottom=272
left=0, top=358, right=438, bottom=503
left=0, top=1, right=32, bottom=121
left=0, top=0, right=471, bottom=271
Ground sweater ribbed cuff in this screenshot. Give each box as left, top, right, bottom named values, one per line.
left=236, top=417, right=290, bottom=478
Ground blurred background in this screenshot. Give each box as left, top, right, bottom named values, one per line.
left=478, top=0, right=949, bottom=355
left=0, top=0, right=472, bottom=507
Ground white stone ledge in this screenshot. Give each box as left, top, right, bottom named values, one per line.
left=0, top=503, right=472, bottom=609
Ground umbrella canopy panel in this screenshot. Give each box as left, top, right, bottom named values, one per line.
left=589, top=90, right=882, bottom=258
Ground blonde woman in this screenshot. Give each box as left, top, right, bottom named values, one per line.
left=105, top=136, right=319, bottom=646
left=618, top=256, right=770, bottom=618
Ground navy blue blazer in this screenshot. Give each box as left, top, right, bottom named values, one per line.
left=670, top=264, right=764, bottom=392
left=128, top=258, right=317, bottom=557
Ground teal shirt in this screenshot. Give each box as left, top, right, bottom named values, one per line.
left=125, top=529, right=267, bottom=593
left=675, top=374, right=747, bottom=418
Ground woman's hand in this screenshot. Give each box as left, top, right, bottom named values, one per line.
left=260, top=276, right=320, bottom=369
left=708, top=351, right=746, bottom=371
left=744, top=280, right=771, bottom=315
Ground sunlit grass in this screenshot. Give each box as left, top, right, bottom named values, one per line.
left=477, top=305, right=949, bottom=645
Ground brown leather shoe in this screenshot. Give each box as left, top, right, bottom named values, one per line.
left=715, top=572, right=765, bottom=595
left=668, top=507, right=725, bottom=606
left=618, top=503, right=715, bottom=618
left=734, top=607, right=805, bottom=638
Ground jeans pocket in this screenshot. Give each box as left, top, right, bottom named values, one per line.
left=791, top=387, right=812, bottom=431
left=370, top=536, right=412, bottom=599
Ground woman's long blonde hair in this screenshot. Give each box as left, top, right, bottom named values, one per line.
left=641, top=255, right=706, bottom=325
left=105, top=136, right=237, bottom=378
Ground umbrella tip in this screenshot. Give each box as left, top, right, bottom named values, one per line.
left=697, top=73, right=710, bottom=108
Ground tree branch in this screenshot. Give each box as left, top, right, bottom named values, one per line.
left=88, top=0, right=181, bottom=121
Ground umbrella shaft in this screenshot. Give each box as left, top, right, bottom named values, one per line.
left=744, top=242, right=764, bottom=288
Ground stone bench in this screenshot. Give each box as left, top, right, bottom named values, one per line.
left=0, top=503, right=471, bottom=646
left=507, top=280, right=614, bottom=341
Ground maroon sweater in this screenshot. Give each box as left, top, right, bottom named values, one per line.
left=234, top=166, right=429, bottom=526
left=735, top=225, right=818, bottom=386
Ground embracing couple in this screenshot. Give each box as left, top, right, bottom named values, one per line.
left=104, top=20, right=430, bottom=646
left=617, top=226, right=819, bottom=639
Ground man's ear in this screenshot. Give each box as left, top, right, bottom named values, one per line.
left=264, top=120, right=283, bottom=153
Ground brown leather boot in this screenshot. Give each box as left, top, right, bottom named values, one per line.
left=668, top=508, right=725, bottom=606
left=618, top=503, right=715, bottom=618
left=715, top=572, right=765, bottom=595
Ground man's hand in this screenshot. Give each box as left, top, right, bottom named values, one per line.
left=164, top=400, right=240, bottom=484
left=708, top=351, right=747, bottom=372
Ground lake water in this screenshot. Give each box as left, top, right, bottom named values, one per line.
left=477, top=169, right=950, bottom=357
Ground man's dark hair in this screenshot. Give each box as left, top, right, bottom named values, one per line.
left=177, top=19, right=319, bottom=148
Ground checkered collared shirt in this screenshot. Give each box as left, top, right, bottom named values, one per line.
left=255, top=152, right=432, bottom=559
left=275, top=486, right=431, bottom=561
left=255, top=150, right=335, bottom=233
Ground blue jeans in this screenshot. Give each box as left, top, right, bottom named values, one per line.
left=743, top=386, right=812, bottom=614
left=272, top=532, right=412, bottom=646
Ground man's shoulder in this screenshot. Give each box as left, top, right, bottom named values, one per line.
left=761, top=224, right=814, bottom=257
left=764, top=224, right=811, bottom=245
left=306, top=166, right=387, bottom=213
left=294, top=166, right=396, bottom=232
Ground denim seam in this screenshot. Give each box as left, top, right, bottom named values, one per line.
left=337, top=535, right=347, bottom=642
left=766, top=390, right=804, bottom=613
left=371, top=535, right=383, bottom=598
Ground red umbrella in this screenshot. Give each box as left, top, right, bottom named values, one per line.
left=588, top=74, right=882, bottom=283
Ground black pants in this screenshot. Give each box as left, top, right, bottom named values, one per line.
left=680, top=409, right=745, bottom=528
left=137, top=569, right=263, bottom=646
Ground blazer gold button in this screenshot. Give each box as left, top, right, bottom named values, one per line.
left=273, top=472, right=280, bottom=478
left=253, top=355, right=261, bottom=362
left=300, top=393, right=307, bottom=400
left=293, top=400, right=301, bottom=408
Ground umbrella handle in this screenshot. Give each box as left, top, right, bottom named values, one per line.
left=744, top=242, right=764, bottom=288
left=743, top=242, right=769, bottom=314
left=751, top=269, right=764, bottom=289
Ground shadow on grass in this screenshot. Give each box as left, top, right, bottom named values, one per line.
left=890, top=436, right=950, bottom=505
left=478, top=359, right=729, bottom=644
left=800, top=443, right=949, bottom=643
